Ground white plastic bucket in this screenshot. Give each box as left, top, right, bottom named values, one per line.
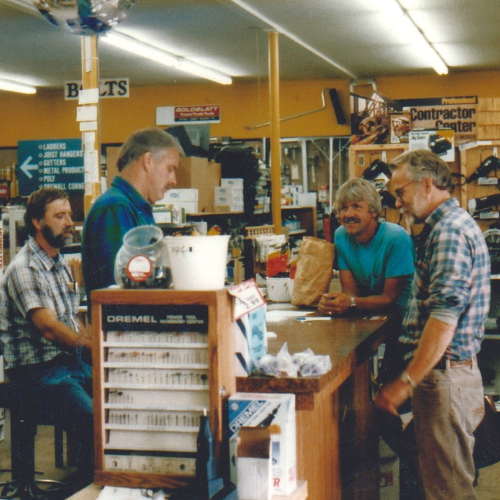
left=165, top=235, right=230, bottom=290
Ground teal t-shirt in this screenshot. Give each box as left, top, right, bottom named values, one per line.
left=334, top=221, right=415, bottom=316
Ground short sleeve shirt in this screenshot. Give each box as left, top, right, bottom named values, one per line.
left=334, top=221, right=415, bottom=316
left=0, top=238, right=80, bottom=369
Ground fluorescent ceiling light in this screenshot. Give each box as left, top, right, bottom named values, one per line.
left=230, top=0, right=357, bottom=80
left=101, top=32, right=233, bottom=85
left=377, top=0, right=448, bottom=75
left=0, top=79, right=36, bottom=94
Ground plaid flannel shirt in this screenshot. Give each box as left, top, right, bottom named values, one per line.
left=0, top=237, right=80, bottom=369
left=400, top=197, right=490, bottom=360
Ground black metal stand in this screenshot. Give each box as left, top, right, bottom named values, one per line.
left=0, top=384, right=67, bottom=500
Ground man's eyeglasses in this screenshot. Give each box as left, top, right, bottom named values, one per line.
left=394, top=181, right=414, bottom=201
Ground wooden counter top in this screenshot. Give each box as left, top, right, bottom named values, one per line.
left=237, top=308, right=394, bottom=409
left=236, top=307, right=397, bottom=500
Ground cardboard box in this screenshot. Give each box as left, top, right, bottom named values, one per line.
left=163, top=188, right=198, bottom=202
left=168, top=200, right=198, bottom=215
left=228, top=392, right=297, bottom=496
left=221, top=178, right=244, bottom=189
left=390, top=112, right=411, bottom=144
left=237, top=427, right=272, bottom=500
left=152, top=206, right=173, bottom=224
left=296, top=192, right=317, bottom=207
left=176, top=157, right=221, bottom=212
left=233, top=305, right=267, bottom=376
left=214, top=186, right=244, bottom=212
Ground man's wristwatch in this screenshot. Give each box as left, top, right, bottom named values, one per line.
left=349, top=296, right=356, bottom=308
left=400, top=369, right=417, bottom=389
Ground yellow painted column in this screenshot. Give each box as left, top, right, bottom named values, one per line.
left=81, top=35, right=101, bottom=215
left=269, top=31, right=282, bottom=234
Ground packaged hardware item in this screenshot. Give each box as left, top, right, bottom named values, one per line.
left=228, top=392, right=297, bottom=496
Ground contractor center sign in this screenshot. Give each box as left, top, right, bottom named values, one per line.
left=396, top=96, right=478, bottom=145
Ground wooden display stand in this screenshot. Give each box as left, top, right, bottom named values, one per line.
left=282, top=206, right=317, bottom=238
left=459, top=141, right=500, bottom=232
left=90, top=289, right=236, bottom=490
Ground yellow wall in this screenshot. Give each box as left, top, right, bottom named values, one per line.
left=1, top=70, right=500, bottom=147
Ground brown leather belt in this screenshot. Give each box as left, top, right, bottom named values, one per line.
left=434, top=357, right=473, bottom=370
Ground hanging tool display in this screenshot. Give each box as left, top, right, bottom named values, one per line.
left=362, top=159, right=396, bottom=208
left=467, top=156, right=500, bottom=184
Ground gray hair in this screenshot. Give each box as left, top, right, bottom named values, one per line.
left=117, top=127, right=185, bottom=172
left=334, top=178, right=382, bottom=217
left=390, top=149, right=455, bottom=194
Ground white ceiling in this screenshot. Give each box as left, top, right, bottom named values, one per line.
left=0, top=0, right=499, bottom=90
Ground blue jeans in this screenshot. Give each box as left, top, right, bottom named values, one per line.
left=412, top=358, right=484, bottom=500
left=6, top=351, right=94, bottom=469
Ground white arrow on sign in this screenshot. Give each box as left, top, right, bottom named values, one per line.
left=20, top=156, right=38, bottom=179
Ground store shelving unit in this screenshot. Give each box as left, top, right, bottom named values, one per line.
left=91, top=289, right=235, bottom=489
left=349, top=143, right=409, bottom=225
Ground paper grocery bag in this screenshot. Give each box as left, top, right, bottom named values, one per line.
left=291, top=236, right=335, bottom=307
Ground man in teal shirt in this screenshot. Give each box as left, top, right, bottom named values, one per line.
left=82, top=127, right=183, bottom=301
left=319, top=178, right=420, bottom=500
left=318, top=178, right=414, bottom=318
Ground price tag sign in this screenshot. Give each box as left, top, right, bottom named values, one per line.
left=228, top=279, right=266, bottom=320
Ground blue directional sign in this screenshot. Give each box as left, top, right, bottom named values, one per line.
left=18, top=139, right=85, bottom=196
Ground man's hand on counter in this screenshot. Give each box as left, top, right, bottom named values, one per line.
left=318, top=292, right=352, bottom=316
left=373, top=378, right=412, bottom=416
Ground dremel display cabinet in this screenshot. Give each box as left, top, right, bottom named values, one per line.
left=90, top=289, right=236, bottom=489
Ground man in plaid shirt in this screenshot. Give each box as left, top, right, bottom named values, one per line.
left=375, top=149, right=490, bottom=500
left=0, top=188, right=93, bottom=478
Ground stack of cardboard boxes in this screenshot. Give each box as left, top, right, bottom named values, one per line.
left=214, top=178, right=244, bottom=212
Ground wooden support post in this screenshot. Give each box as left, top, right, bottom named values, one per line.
left=81, top=35, right=101, bottom=215
left=269, top=31, right=282, bottom=235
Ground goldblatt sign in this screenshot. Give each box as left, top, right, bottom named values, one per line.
left=397, top=96, right=477, bottom=145
left=64, top=78, right=129, bottom=100
left=156, top=105, right=221, bottom=125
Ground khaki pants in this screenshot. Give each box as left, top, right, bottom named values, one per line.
left=413, top=358, right=484, bottom=500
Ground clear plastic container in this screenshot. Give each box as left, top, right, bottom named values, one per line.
left=114, top=225, right=171, bottom=289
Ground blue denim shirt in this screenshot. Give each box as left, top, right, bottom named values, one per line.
left=82, top=176, right=155, bottom=299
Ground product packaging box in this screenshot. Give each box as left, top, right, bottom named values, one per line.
left=153, top=205, right=186, bottom=224
left=296, top=192, right=317, bottom=207
left=163, top=188, right=198, bottom=202
left=175, top=157, right=221, bottom=212
left=233, top=305, right=267, bottom=377
left=152, top=206, right=173, bottom=224
left=390, top=112, right=411, bottom=144
left=161, top=189, right=198, bottom=214
left=221, top=178, right=244, bottom=189
left=409, top=129, right=455, bottom=162
left=228, top=392, right=297, bottom=496
left=214, top=186, right=244, bottom=212
left=237, top=427, right=272, bottom=500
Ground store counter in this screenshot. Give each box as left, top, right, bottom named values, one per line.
left=237, top=307, right=397, bottom=500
